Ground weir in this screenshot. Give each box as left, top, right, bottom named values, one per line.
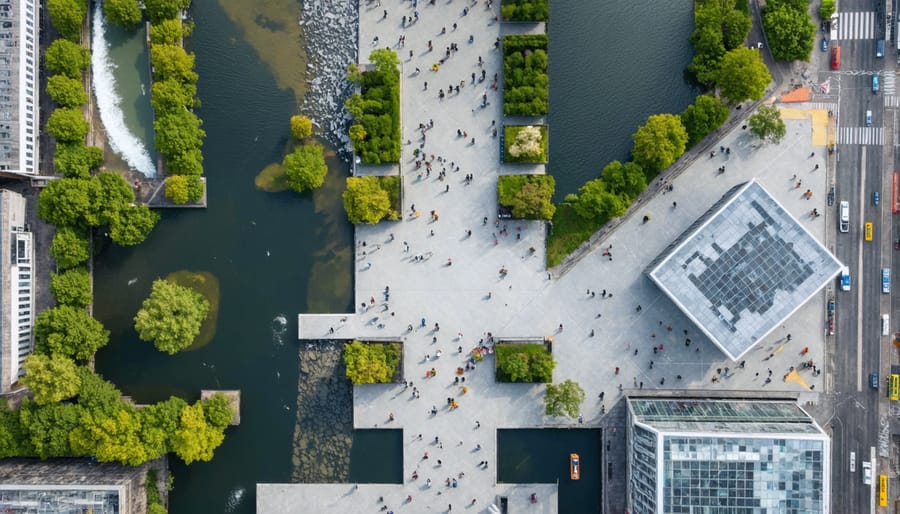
left=90, top=0, right=156, bottom=177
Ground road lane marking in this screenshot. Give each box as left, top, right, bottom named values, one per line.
left=858, top=148, right=866, bottom=392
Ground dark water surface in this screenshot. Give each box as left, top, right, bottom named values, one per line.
left=92, top=0, right=694, bottom=512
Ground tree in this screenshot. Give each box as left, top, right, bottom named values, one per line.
left=573, top=179, right=626, bottom=220
left=143, top=0, right=191, bottom=23
left=688, top=24, right=726, bottom=86
left=166, top=147, right=204, bottom=176
left=21, top=354, right=80, bottom=405
left=599, top=160, right=647, bottom=201
left=76, top=367, right=124, bottom=416
left=50, top=226, right=91, bottom=269
left=109, top=205, right=160, bottom=246
left=0, top=400, right=29, bottom=458
left=47, top=108, right=89, bottom=144
left=19, top=400, right=81, bottom=458
left=343, top=176, right=393, bottom=224
left=497, top=175, right=555, bottom=220
left=154, top=110, right=205, bottom=159
left=149, top=18, right=183, bottom=45
left=343, top=341, right=401, bottom=384
left=721, top=8, right=753, bottom=50
left=202, top=393, right=234, bottom=430
left=283, top=144, right=328, bottom=193
left=763, top=1, right=815, bottom=62
left=165, top=175, right=190, bottom=204
left=507, top=126, right=544, bottom=159
left=139, top=396, right=187, bottom=459
left=47, top=75, right=87, bottom=108
left=38, top=178, right=99, bottom=227
left=680, top=94, right=730, bottom=146
left=94, top=171, right=136, bottom=226
left=370, top=47, right=401, bottom=72
left=500, top=352, right=530, bottom=382
left=717, top=47, right=772, bottom=103
left=544, top=379, right=585, bottom=418
left=54, top=143, right=104, bottom=179
left=749, top=105, right=787, bottom=144
left=70, top=406, right=149, bottom=465
left=50, top=267, right=92, bottom=307
left=104, top=0, right=142, bottom=29
left=150, top=45, right=198, bottom=84
left=134, top=279, right=210, bottom=354
left=48, top=0, right=87, bottom=42
left=151, top=79, right=196, bottom=115
left=170, top=402, right=225, bottom=464
left=819, top=0, right=836, bottom=19
left=290, top=115, right=313, bottom=140
left=631, top=114, right=688, bottom=173
left=35, top=305, right=110, bottom=361
left=45, top=39, right=91, bottom=80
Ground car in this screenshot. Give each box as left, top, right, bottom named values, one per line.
left=840, top=266, right=851, bottom=291
left=871, top=372, right=880, bottom=390
left=866, top=110, right=873, bottom=126
left=839, top=200, right=850, bottom=232
left=873, top=76, right=880, bottom=94
left=821, top=38, right=829, bottom=52
left=863, top=461, right=873, bottom=484
left=850, top=451, right=856, bottom=472
left=883, top=268, right=891, bottom=294
left=873, top=191, right=880, bottom=205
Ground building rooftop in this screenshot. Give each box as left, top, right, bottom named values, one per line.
left=647, top=180, right=842, bottom=361
left=628, top=397, right=824, bottom=435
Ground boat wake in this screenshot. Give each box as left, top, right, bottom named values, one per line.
left=223, top=486, right=245, bottom=513
left=90, top=0, right=156, bottom=177
left=271, top=314, right=288, bottom=346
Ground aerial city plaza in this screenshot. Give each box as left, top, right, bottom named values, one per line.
left=0, top=0, right=890, bottom=512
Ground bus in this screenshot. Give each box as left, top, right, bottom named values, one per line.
left=879, top=474, right=888, bottom=507
left=890, top=374, right=899, bottom=401
left=832, top=46, right=841, bottom=69
left=865, top=222, right=873, bottom=241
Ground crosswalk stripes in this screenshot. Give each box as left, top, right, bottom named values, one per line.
left=883, top=73, right=896, bottom=96
left=836, top=126, right=884, bottom=145
left=836, top=11, right=876, bottom=40
left=806, top=102, right=838, bottom=112
left=886, top=95, right=900, bottom=108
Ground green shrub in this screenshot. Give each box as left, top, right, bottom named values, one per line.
left=500, top=0, right=549, bottom=21
left=342, top=176, right=400, bottom=224
left=503, top=35, right=549, bottom=116
left=283, top=144, right=328, bottom=193
left=497, top=174, right=555, bottom=219
left=46, top=75, right=87, bottom=108
left=343, top=341, right=401, bottom=384
left=164, top=175, right=203, bottom=205
left=290, top=115, right=313, bottom=140
left=50, top=268, right=92, bottom=307
left=150, top=18, right=183, bottom=45
left=345, top=49, right=401, bottom=164
left=50, top=227, right=90, bottom=269
left=495, top=343, right=555, bottom=383
left=48, top=0, right=87, bottom=42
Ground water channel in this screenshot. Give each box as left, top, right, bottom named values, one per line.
left=92, top=1, right=695, bottom=512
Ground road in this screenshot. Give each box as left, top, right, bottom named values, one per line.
left=827, top=1, right=892, bottom=512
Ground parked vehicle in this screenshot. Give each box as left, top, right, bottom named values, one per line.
left=883, top=268, right=891, bottom=294
left=866, top=110, right=873, bottom=126
left=831, top=46, right=841, bottom=69
left=873, top=191, right=880, bottom=205
left=840, top=266, right=851, bottom=291
left=821, top=38, right=829, bottom=52
left=840, top=200, right=849, bottom=232
left=870, top=373, right=880, bottom=391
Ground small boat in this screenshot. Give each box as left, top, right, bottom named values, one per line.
left=570, top=453, right=580, bottom=480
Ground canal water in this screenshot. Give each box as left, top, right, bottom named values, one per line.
left=91, top=0, right=694, bottom=512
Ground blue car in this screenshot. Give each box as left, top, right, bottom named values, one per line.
left=821, top=38, right=829, bottom=52
left=871, top=372, right=880, bottom=390
left=873, top=191, right=880, bottom=205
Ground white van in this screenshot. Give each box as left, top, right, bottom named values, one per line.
left=850, top=451, right=856, bottom=472
left=866, top=110, right=873, bottom=126
left=841, top=266, right=851, bottom=291
left=839, top=201, right=849, bottom=233
left=883, top=314, right=890, bottom=336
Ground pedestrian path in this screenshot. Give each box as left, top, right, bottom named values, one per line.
left=836, top=126, right=884, bottom=145
left=835, top=11, right=876, bottom=41
left=883, top=73, right=895, bottom=96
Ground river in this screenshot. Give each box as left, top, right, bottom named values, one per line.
left=91, top=0, right=695, bottom=512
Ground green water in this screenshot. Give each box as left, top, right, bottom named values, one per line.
left=91, top=0, right=695, bottom=512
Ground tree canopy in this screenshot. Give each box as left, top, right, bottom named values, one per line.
left=500, top=0, right=549, bottom=21
left=763, top=0, right=815, bottom=62
left=284, top=144, right=328, bottom=193
left=149, top=18, right=183, bottom=45
left=503, top=35, right=549, bottom=116
left=688, top=0, right=751, bottom=87
left=49, top=226, right=91, bottom=269
left=45, top=39, right=91, bottom=80
left=495, top=344, right=555, bottom=383
left=54, top=143, right=104, bottom=179
left=143, top=0, right=191, bottom=23
left=48, top=0, right=87, bottom=42
left=21, top=354, right=81, bottom=405
left=680, top=94, right=730, bottom=147
left=819, top=0, right=835, bottom=19
left=154, top=110, right=205, bottom=173
left=345, top=49, right=401, bottom=164
left=573, top=178, right=627, bottom=221
left=109, top=205, right=161, bottom=246
left=600, top=160, right=647, bottom=200
left=164, top=175, right=204, bottom=204
left=290, top=115, right=313, bottom=140
left=343, top=341, right=401, bottom=384
left=104, top=0, right=142, bottom=29
left=170, top=402, right=225, bottom=464
left=717, top=47, right=772, bottom=103
left=497, top=175, right=556, bottom=220
left=544, top=379, right=585, bottom=418
left=134, top=279, right=210, bottom=354
left=50, top=267, right=92, bottom=307
left=631, top=114, right=688, bottom=173
left=748, top=105, right=787, bottom=144
left=342, top=176, right=399, bottom=224
left=151, top=80, right=196, bottom=115
left=35, top=306, right=110, bottom=361
left=150, top=45, right=198, bottom=85
left=47, top=75, right=88, bottom=108
left=47, top=108, right=89, bottom=144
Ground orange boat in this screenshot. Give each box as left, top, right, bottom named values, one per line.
left=570, top=453, right=580, bottom=480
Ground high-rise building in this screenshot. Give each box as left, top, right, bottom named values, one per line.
left=627, top=397, right=830, bottom=514
left=0, top=0, right=40, bottom=175
left=0, top=189, right=32, bottom=392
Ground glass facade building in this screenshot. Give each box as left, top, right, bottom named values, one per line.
left=627, top=398, right=829, bottom=514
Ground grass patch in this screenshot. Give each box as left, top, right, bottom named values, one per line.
left=495, top=342, right=555, bottom=383
left=503, top=125, right=548, bottom=163
left=546, top=203, right=606, bottom=268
